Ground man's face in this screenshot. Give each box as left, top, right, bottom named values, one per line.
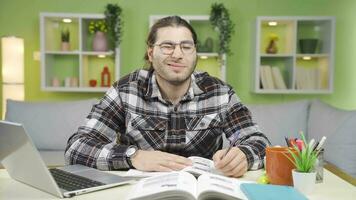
left=147, top=26, right=197, bottom=85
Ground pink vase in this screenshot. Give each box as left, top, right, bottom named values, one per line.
left=92, top=31, right=108, bottom=51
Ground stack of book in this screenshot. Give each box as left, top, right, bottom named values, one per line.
left=259, top=65, right=287, bottom=90
left=295, top=67, right=322, bottom=90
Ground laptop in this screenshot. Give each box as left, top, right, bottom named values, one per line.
left=0, top=120, right=134, bottom=198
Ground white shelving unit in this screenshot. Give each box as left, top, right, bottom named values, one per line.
left=253, top=16, right=335, bottom=94
left=149, top=15, right=226, bottom=81
left=40, top=13, right=120, bottom=92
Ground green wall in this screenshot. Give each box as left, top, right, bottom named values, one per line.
left=1, top=0, right=356, bottom=116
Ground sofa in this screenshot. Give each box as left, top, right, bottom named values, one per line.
left=4, top=98, right=97, bottom=166
left=3, top=99, right=356, bottom=182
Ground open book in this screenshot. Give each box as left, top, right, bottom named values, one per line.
left=124, top=156, right=221, bottom=178
left=127, top=171, right=251, bottom=200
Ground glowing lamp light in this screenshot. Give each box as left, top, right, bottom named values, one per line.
left=1, top=36, right=24, bottom=117
left=268, top=21, right=278, bottom=26
left=199, top=55, right=208, bottom=59
left=62, top=18, right=72, bottom=23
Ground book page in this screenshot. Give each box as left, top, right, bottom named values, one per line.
left=123, top=169, right=170, bottom=178
left=124, top=156, right=222, bottom=178
left=182, top=156, right=222, bottom=177
left=127, top=171, right=197, bottom=200
left=196, top=174, right=253, bottom=200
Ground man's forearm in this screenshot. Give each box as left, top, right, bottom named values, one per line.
left=65, top=132, right=131, bottom=170
left=237, top=135, right=269, bottom=170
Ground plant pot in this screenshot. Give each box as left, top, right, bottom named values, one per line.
left=299, top=39, right=318, bottom=54
left=89, top=79, right=97, bottom=87
left=61, top=42, right=70, bottom=51
left=266, top=147, right=297, bottom=186
left=292, top=169, right=316, bottom=195
left=92, top=31, right=108, bottom=51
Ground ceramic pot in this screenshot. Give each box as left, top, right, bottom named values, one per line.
left=299, top=39, right=318, bottom=54
left=292, top=169, right=316, bottom=195
left=266, top=147, right=297, bottom=186
left=61, top=42, right=70, bottom=51
left=92, top=31, right=108, bottom=51
left=89, top=79, right=97, bottom=87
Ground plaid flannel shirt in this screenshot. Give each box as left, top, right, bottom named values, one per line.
left=65, top=69, right=270, bottom=170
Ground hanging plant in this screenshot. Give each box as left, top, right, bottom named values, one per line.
left=210, top=3, right=235, bottom=55
left=104, top=3, right=123, bottom=50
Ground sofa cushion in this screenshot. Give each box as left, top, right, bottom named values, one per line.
left=5, top=99, right=97, bottom=151
left=246, top=100, right=310, bottom=146
left=39, top=150, right=65, bottom=166
left=308, top=100, right=356, bottom=178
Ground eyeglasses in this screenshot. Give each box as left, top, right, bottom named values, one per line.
left=153, top=41, right=196, bottom=55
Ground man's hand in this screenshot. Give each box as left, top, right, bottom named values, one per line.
left=131, top=150, right=193, bottom=172
left=213, top=147, right=248, bottom=177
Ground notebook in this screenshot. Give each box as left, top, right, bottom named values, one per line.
left=0, top=120, right=134, bottom=198
left=240, top=183, right=308, bottom=200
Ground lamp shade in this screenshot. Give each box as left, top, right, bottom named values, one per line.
left=1, top=36, right=24, bottom=83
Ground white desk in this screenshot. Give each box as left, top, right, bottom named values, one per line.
left=0, top=169, right=355, bottom=200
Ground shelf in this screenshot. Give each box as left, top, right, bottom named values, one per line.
left=254, top=89, right=332, bottom=94
left=45, top=51, right=80, bottom=55
left=42, top=86, right=109, bottom=92
left=40, top=12, right=120, bottom=92
left=296, top=54, right=329, bottom=58
left=260, top=54, right=293, bottom=58
left=197, top=52, right=219, bottom=56
left=81, top=51, right=114, bottom=56
left=253, top=16, right=334, bottom=94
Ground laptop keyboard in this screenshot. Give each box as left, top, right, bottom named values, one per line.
left=49, top=168, right=105, bottom=191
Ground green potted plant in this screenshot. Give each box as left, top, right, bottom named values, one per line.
left=61, top=29, right=70, bottom=51
left=88, top=20, right=108, bottom=51
left=285, top=132, right=322, bottom=194
left=209, top=3, right=234, bottom=56
left=104, top=3, right=123, bottom=52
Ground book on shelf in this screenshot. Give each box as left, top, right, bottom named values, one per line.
left=271, top=66, right=287, bottom=89
left=124, top=156, right=221, bottom=178
left=127, top=171, right=252, bottom=200
left=295, top=67, right=321, bottom=90
left=260, top=65, right=287, bottom=90
left=259, top=65, right=274, bottom=89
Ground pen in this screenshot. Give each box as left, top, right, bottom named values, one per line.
left=223, top=130, right=240, bottom=158
left=313, top=141, right=319, bottom=151
left=315, top=136, right=326, bottom=151
left=285, top=137, right=290, bottom=147
left=308, top=138, right=315, bottom=149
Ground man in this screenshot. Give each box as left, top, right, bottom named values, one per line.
left=65, top=16, right=270, bottom=178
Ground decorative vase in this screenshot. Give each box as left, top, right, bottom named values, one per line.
left=204, top=37, right=214, bottom=52
left=292, top=169, right=316, bottom=195
left=61, top=42, right=70, bottom=51
left=299, top=39, right=318, bottom=54
left=89, top=79, right=97, bottom=87
left=92, top=31, right=108, bottom=51
left=266, top=39, right=278, bottom=54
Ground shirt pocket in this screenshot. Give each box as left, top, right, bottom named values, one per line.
left=128, top=114, right=167, bottom=149
left=185, top=113, right=223, bottom=145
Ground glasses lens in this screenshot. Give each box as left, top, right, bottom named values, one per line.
left=159, top=43, right=175, bottom=54
left=157, top=42, right=195, bottom=55
left=180, top=42, right=195, bottom=54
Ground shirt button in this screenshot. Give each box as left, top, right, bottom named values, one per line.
left=200, top=122, right=205, bottom=127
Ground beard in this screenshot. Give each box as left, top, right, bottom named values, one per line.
left=153, top=57, right=197, bottom=86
